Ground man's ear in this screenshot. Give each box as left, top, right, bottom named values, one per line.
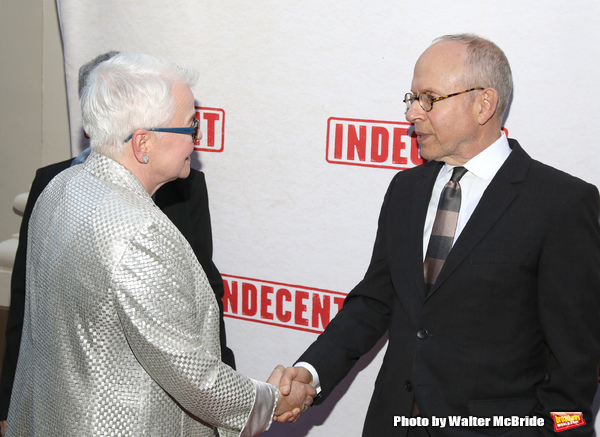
left=477, top=88, right=499, bottom=125
left=130, top=130, right=149, bottom=164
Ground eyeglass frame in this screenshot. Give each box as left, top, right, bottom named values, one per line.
left=403, top=87, right=484, bottom=112
left=124, top=117, right=199, bottom=143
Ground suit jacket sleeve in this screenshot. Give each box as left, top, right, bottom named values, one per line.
left=112, top=218, right=275, bottom=435
left=0, top=160, right=72, bottom=420
left=298, top=174, right=400, bottom=403
left=534, top=181, right=600, bottom=435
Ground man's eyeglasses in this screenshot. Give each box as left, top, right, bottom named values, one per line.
left=403, top=87, right=484, bottom=112
left=124, top=117, right=199, bottom=143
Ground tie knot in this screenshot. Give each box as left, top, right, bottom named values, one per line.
left=450, top=166, right=468, bottom=182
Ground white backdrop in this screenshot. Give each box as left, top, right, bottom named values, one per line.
left=56, top=1, right=600, bottom=435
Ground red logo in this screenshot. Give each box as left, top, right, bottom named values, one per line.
left=551, top=412, right=586, bottom=432
left=222, top=274, right=346, bottom=334
left=326, top=117, right=426, bottom=170
left=195, top=107, right=224, bottom=152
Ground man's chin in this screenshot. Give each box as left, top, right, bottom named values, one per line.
left=418, top=142, right=442, bottom=162
left=418, top=146, right=432, bottom=161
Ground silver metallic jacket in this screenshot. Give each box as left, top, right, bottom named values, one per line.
left=7, top=153, right=277, bottom=436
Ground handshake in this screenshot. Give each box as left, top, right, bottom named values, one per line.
left=267, top=365, right=316, bottom=423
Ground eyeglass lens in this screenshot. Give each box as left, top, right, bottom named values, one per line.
left=192, top=118, right=199, bottom=142
left=403, top=93, right=431, bottom=111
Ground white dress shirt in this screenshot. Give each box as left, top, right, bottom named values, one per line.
left=422, top=133, right=512, bottom=259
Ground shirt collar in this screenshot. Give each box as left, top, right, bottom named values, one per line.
left=441, top=132, right=511, bottom=181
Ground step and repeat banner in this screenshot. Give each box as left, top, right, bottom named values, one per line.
left=57, top=1, right=600, bottom=435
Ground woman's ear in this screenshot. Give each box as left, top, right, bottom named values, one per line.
left=130, top=130, right=150, bottom=164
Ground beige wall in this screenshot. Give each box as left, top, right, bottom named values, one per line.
left=0, top=0, right=70, bottom=243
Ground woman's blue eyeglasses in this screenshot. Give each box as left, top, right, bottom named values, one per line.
left=124, top=118, right=199, bottom=143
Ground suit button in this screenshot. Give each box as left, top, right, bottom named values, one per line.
left=417, top=329, right=428, bottom=339
left=404, top=380, right=413, bottom=392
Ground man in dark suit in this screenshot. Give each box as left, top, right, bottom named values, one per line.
left=0, top=159, right=235, bottom=430
left=280, top=34, right=600, bottom=436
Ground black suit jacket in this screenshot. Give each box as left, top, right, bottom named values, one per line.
left=300, top=140, right=600, bottom=436
left=0, top=159, right=234, bottom=420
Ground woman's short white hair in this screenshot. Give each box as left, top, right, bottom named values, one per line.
left=80, top=52, right=199, bottom=159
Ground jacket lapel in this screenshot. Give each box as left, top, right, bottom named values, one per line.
left=425, top=140, right=531, bottom=299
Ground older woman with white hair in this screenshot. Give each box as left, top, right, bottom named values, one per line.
left=6, top=52, right=314, bottom=437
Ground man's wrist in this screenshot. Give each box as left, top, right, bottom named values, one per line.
left=294, top=362, right=321, bottom=393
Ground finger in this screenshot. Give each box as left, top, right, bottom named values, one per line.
left=271, top=364, right=284, bottom=379
left=305, top=394, right=315, bottom=406
left=266, top=365, right=285, bottom=386
left=279, top=367, right=297, bottom=396
left=274, top=411, right=294, bottom=423
left=287, top=407, right=302, bottom=423
left=279, top=409, right=300, bottom=423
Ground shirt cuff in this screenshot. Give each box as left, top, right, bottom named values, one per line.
left=294, top=362, right=321, bottom=394
left=239, top=379, right=278, bottom=437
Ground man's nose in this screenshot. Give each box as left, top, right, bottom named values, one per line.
left=405, top=99, right=424, bottom=123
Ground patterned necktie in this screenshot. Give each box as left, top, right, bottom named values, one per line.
left=423, top=166, right=468, bottom=289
